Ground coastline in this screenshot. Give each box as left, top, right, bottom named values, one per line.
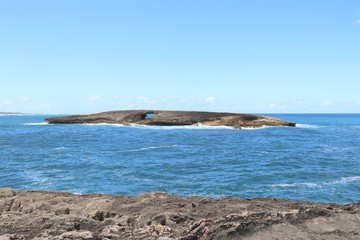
left=1, top=188, right=359, bottom=239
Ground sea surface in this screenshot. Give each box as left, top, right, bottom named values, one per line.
left=0, top=113, right=359, bottom=204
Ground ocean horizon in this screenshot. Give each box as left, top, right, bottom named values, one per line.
left=1, top=113, right=359, bottom=204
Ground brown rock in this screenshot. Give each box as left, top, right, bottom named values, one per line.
left=0, top=188, right=16, bottom=198
left=45, top=110, right=296, bottom=128
left=0, top=190, right=359, bottom=239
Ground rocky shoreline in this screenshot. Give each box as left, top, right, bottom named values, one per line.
left=45, top=110, right=296, bottom=129
left=1, top=188, right=359, bottom=240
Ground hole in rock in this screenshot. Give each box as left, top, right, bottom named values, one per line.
left=145, top=113, right=156, bottom=119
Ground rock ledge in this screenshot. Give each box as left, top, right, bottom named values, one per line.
left=0, top=189, right=359, bottom=240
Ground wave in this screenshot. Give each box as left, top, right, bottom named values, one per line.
left=84, top=122, right=235, bottom=130
left=124, top=145, right=188, bottom=152
left=84, top=123, right=125, bottom=127
left=270, top=182, right=320, bottom=188
left=332, top=176, right=360, bottom=184
left=270, top=176, right=360, bottom=189
left=129, top=124, right=235, bottom=130
left=53, top=147, right=69, bottom=151
left=295, top=123, right=322, bottom=128
left=241, top=125, right=274, bottom=130
left=23, top=122, right=50, bottom=126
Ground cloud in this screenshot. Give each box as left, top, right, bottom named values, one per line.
left=267, top=103, right=288, bottom=111
left=21, top=97, right=29, bottom=101
left=1, top=101, right=14, bottom=106
left=41, top=102, right=52, bottom=111
left=199, top=97, right=216, bottom=103
left=88, top=95, right=100, bottom=101
left=321, top=100, right=333, bottom=107
left=356, top=19, right=360, bottom=24
left=137, top=96, right=157, bottom=104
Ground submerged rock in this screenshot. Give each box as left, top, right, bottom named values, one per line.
left=45, top=110, right=296, bottom=128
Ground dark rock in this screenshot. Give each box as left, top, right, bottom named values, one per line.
left=45, top=110, right=296, bottom=128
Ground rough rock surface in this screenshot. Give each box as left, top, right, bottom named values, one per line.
left=45, top=110, right=295, bottom=128
left=1, top=189, right=359, bottom=240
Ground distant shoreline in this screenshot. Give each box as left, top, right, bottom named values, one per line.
left=0, top=112, right=24, bottom=114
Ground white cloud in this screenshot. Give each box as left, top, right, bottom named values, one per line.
left=1, top=101, right=14, bottom=106
left=267, top=103, right=288, bottom=111
left=89, top=95, right=100, bottom=101
left=321, top=100, right=333, bottom=107
left=137, top=96, right=157, bottom=104
left=21, top=97, right=29, bottom=101
left=41, top=102, right=52, bottom=111
left=199, top=96, right=216, bottom=103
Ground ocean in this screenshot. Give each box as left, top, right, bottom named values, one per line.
left=0, top=113, right=359, bottom=204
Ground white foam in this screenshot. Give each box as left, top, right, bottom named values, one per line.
left=271, top=176, right=360, bottom=189
left=124, top=145, right=187, bottom=152
left=295, top=123, right=321, bottom=128
left=84, top=123, right=125, bottom=127
left=23, top=122, right=50, bottom=125
left=332, top=176, right=360, bottom=184
left=54, top=147, right=69, bottom=151
left=270, top=182, right=320, bottom=188
left=241, top=125, right=274, bottom=130
left=127, top=123, right=234, bottom=130
left=84, top=122, right=290, bottom=130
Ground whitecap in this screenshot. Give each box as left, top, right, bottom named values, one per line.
left=53, top=147, right=69, bottom=151
left=270, top=182, right=320, bottom=188
left=241, top=125, right=274, bottom=130
left=128, top=123, right=235, bottom=130
left=23, top=122, right=50, bottom=126
left=84, top=123, right=125, bottom=127
left=295, top=123, right=322, bottom=128
left=271, top=176, right=360, bottom=189
left=331, top=176, right=360, bottom=184
left=124, top=145, right=187, bottom=152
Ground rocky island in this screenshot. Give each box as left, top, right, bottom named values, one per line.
left=1, top=189, right=359, bottom=240
left=45, top=110, right=295, bottom=128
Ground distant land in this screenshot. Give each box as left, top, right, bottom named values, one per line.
left=0, top=112, right=24, bottom=114
left=45, top=110, right=296, bottom=129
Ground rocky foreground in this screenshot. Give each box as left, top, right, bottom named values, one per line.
left=1, top=189, right=359, bottom=240
left=45, top=110, right=296, bottom=128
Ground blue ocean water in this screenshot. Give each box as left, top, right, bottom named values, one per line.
left=0, top=113, right=359, bottom=204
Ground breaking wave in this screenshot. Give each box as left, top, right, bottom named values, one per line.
left=23, top=122, right=50, bottom=126
left=270, top=176, right=360, bottom=189
left=124, top=145, right=188, bottom=152
left=241, top=125, right=274, bottom=130
left=295, top=123, right=322, bottom=128
left=84, top=123, right=235, bottom=130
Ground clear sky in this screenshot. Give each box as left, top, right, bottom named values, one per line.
left=0, top=0, right=359, bottom=114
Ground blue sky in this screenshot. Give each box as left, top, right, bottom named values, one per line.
left=0, top=0, right=359, bottom=114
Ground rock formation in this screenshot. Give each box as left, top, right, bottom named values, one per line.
left=45, top=110, right=295, bottom=128
left=0, top=189, right=359, bottom=239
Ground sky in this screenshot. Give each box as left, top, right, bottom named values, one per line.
left=0, top=0, right=359, bottom=114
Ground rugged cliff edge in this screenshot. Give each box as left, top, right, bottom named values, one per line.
left=0, top=189, right=359, bottom=240
left=45, top=110, right=295, bottom=128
